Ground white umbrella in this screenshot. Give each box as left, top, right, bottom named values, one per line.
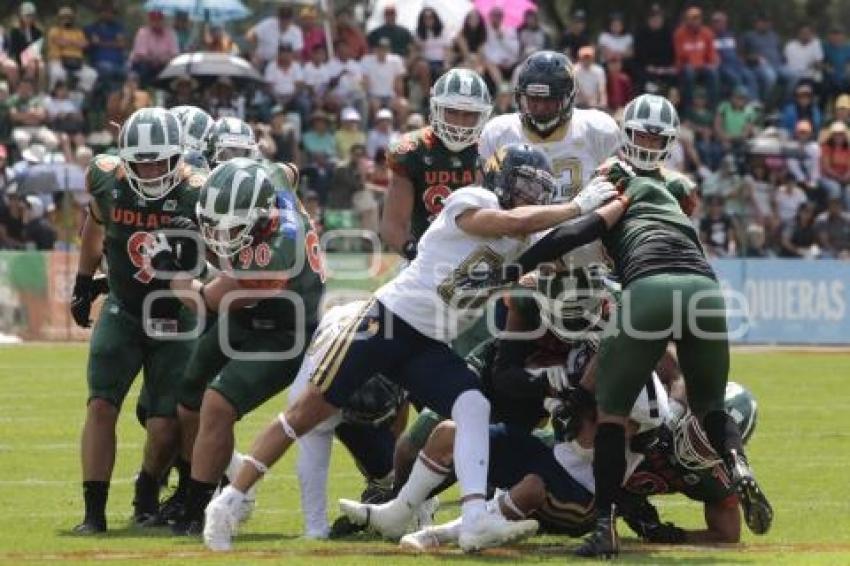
left=366, top=0, right=473, bottom=41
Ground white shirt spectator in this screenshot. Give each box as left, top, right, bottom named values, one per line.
left=330, top=57, right=364, bottom=97
left=43, top=96, right=79, bottom=119
left=264, top=60, right=304, bottom=98
left=366, top=127, right=399, bottom=159
left=360, top=53, right=405, bottom=98
left=253, top=17, right=304, bottom=64
left=775, top=185, right=808, bottom=224
left=787, top=140, right=821, bottom=186
left=784, top=38, right=823, bottom=80
left=420, top=32, right=450, bottom=64
left=598, top=32, right=633, bottom=59
left=574, top=63, right=607, bottom=108
left=482, top=25, right=520, bottom=67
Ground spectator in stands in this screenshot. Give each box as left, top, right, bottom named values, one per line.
left=416, top=8, right=451, bottom=80
left=128, top=11, right=178, bottom=87
left=742, top=14, right=787, bottom=102
left=492, top=82, right=514, bottom=116
left=1, top=25, right=21, bottom=88
left=702, top=154, right=742, bottom=200
left=47, top=7, right=97, bottom=93
left=21, top=195, right=55, bottom=250
left=776, top=173, right=810, bottom=224
left=597, top=12, right=633, bottom=66
left=711, top=10, right=758, bottom=99
left=328, top=143, right=367, bottom=210
left=201, top=23, right=238, bottom=55
left=269, top=105, right=300, bottom=164
left=481, top=7, right=520, bottom=87
left=780, top=201, right=819, bottom=257
left=247, top=6, right=304, bottom=70
left=715, top=85, right=757, bottom=161
left=742, top=156, right=779, bottom=232
left=823, top=26, right=850, bottom=101
left=173, top=11, right=193, bottom=52
left=558, top=9, right=591, bottom=62
left=700, top=194, right=738, bottom=257
left=367, top=5, right=413, bottom=57
left=205, top=77, right=243, bottom=119
left=574, top=46, right=606, bottom=109
left=674, top=6, right=720, bottom=110
left=366, top=108, right=397, bottom=159
left=782, top=82, right=822, bottom=134
left=7, top=78, right=57, bottom=152
left=44, top=81, right=84, bottom=136
left=167, top=75, right=200, bottom=107
left=454, top=10, right=487, bottom=66
left=686, top=86, right=723, bottom=169
left=0, top=145, right=13, bottom=190
left=743, top=223, right=772, bottom=257
left=302, top=110, right=337, bottom=160
left=405, top=56, right=433, bottom=116
left=325, top=40, right=366, bottom=120
left=264, top=44, right=309, bottom=120
left=517, top=9, right=549, bottom=59
left=336, top=107, right=365, bottom=161
left=355, top=149, right=383, bottom=236
left=0, top=189, right=26, bottom=249
left=106, top=72, right=151, bottom=126
left=633, top=3, right=676, bottom=91
left=606, top=56, right=633, bottom=113
left=333, top=8, right=368, bottom=60
left=301, top=149, right=335, bottom=203
left=819, top=120, right=850, bottom=205
left=829, top=94, right=850, bottom=127
left=816, top=196, right=850, bottom=258
left=299, top=6, right=326, bottom=63
left=784, top=24, right=823, bottom=97
left=84, top=3, right=126, bottom=87
left=788, top=119, right=823, bottom=207
left=302, top=44, right=334, bottom=103
left=7, top=2, right=43, bottom=86
left=361, top=38, right=405, bottom=117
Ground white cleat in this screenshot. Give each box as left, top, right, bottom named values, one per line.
left=203, top=487, right=242, bottom=552
left=400, top=517, right=461, bottom=553
left=411, top=497, right=440, bottom=530
left=458, top=511, right=539, bottom=553
left=338, top=498, right=414, bottom=540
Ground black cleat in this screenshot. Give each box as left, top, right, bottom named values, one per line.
left=170, top=518, right=203, bottom=537
left=726, top=450, right=773, bottom=535
left=72, top=519, right=106, bottom=534
left=574, top=511, right=619, bottom=559
left=132, top=509, right=162, bottom=528
left=157, top=489, right=187, bottom=525
left=328, top=515, right=364, bottom=538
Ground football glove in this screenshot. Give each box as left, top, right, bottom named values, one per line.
left=145, top=216, right=201, bottom=274
left=70, top=274, right=96, bottom=328
left=573, top=177, right=618, bottom=215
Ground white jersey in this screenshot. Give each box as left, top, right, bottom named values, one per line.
left=376, top=186, right=533, bottom=343
left=479, top=110, right=620, bottom=268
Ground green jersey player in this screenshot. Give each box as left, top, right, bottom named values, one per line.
left=381, top=68, right=492, bottom=260
left=141, top=157, right=325, bottom=534
left=70, top=107, right=205, bottom=533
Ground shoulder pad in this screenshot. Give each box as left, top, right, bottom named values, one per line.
left=94, top=154, right=121, bottom=173
left=390, top=132, right=422, bottom=156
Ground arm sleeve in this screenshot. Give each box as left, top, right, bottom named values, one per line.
left=513, top=213, right=608, bottom=275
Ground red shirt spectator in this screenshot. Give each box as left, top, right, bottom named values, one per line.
left=605, top=56, right=633, bottom=111
left=821, top=121, right=850, bottom=180
left=299, top=6, right=326, bottom=62
left=673, top=8, right=718, bottom=69
left=333, top=8, right=368, bottom=60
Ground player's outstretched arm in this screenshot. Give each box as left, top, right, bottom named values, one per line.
left=456, top=201, right=583, bottom=239
left=380, top=172, right=415, bottom=258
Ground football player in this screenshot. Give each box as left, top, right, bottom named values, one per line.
left=140, top=158, right=326, bottom=536
left=170, top=105, right=216, bottom=171
left=201, top=144, right=618, bottom=552
left=381, top=68, right=492, bottom=262
left=461, top=95, right=773, bottom=558
left=69, top=107, right=205, bottom=533
left=208, top=117, right=259, bottom=168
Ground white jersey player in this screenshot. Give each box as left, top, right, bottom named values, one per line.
left=202, top=143, right=619, bottom=552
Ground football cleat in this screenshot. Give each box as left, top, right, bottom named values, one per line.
left=412, top=497, right=440, bottom=530
left=170, top=518, right=203, bottom=537
left=222, top=452, right=257, bottom=524
left=72, top=519, right=106, bottom=535
left=338, top=498, right=414, bottom=540
left=400, top=517, right=461, bottom=553
left=157, top=488, right=186, bottom=525
left=203, top=487, right=243, bottom=551
left=574, top=510, right=619, bottom=559
left=726, top=450, right=773, bottom=535
left=458, top=510, right=538, bottom=553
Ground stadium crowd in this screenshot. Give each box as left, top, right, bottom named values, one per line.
left=0, top=1, right=849, bottom=258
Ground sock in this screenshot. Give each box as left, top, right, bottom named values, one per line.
left=393, top=452, right=449, bottom=512
left=451, top=390, right=490, bottom=504
left=593, top=423, right=626, bottom=518
left=82, top=480, right=109, bottom=527
left=133, top=470, right=161, bottom=514
left=703, top=410, right=744, bottom=460
left=174, top=457, right=191, bottom=494
left=185, top=478, right=218, bottom=522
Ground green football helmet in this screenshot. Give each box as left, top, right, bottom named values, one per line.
left=170, top=105, right=215, bottom=153
left=118, top=107, right=184, bottom=200
left=725, top=381, right=758, bottom=444
left=430, top=68, right=492, bottom=152
left=621, top=94, right=679, bottom=171
left=196, top=158, right=276, bottom=258
left=536, top=265, right=608, bottom=342
left=210, top=116, right=259, bottom=166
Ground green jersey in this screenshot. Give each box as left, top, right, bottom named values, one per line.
left=387, top=126, right=478, bottom=241
left=222, top=188, right=325, bottom=330
left=600, top=168, right=713, bottom=287
left=88, top=154, right=204, bottom=317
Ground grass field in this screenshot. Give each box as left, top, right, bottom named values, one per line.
left=1, top=345, right=849, bottom=565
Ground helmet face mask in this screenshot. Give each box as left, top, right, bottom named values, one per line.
left=621, top=94, right=680, bottom=170
left=119, top=108, right=184, bottom=200
left=515, top=51, right=577, bottom=137
left=537, top=266, right=607, bottom=342
left=430, top=69, right=492, bottom=152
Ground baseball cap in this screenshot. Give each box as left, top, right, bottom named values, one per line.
left=376, top=108, right=393, bottom=121
left=20, top=2, right=36, bottom=16
left=836, top=94, right=850, bottom=109
left=340, top=107, right=361, bottom=122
